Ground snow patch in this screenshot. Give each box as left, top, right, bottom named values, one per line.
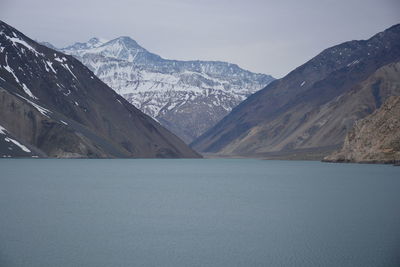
left=347, top=60, right=360, bottom=67
left=0, top=124, right=7, bottom=135
left=54, top=56, right=67, bottom=63
left=5, top=36, right=43, bottom=57
left=62, top=63, right=78, bottom=80
left=3, top=55, right=37, bottom=99
left=43, top=61, right=50, bottom=72
left=15, top=93, right=51, bottom=118
left=46, top=61, right=57, bottom=73
left=22, top=83, right=37, bottom=99
left=63, top=89, right=71, bottom=96
left=4, top=137, right=31, bottom=152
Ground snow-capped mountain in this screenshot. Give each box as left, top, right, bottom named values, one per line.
left=52, top=37, right=274, bottom=143
left=0, top=20, right=200, bottom=158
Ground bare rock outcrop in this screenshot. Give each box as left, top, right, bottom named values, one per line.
left=324, top=96, right=400, bottom=163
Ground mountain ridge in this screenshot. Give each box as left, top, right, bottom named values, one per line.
left=191, top=24, right=400, bottom=158
left=44, top=36, right=274, bottom=142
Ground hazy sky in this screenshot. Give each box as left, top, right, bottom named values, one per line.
left=1, top=0, right=399, bottom=77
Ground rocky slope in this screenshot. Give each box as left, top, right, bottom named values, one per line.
left=0, top=20, right=200, bottom=158
left=50, top=37, right=274, bottom=143
left=191, top=24, right=400, bottom=158
left=324, top=96, right=400, bottom=163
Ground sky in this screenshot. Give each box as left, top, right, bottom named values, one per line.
left=1, top=0, right=399, bottom=78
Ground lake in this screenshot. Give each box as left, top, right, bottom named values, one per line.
left=0, top=159, right=399, bottom=266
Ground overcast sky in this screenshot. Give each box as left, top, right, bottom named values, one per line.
left=1, top=0, right=399, bottom=77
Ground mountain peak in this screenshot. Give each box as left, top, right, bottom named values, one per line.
left=0, top=20, right=201, bottom=158
left=87, top=37, right=108, bottom=46
left=109, top=36, right=143, bottom=49
left=116, top=36, right=135, bottom=42
left=62, top=37, right=107, bottom=51
left=57, top=32, right=274, bottom=142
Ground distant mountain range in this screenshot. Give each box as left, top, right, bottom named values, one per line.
left=0, top=20, right=200, bottom=158
left=191, top=24, right=400, bottom=159
left=42, top=37, right=274, bottom=143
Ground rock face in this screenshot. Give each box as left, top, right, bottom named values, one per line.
left=0, top=20, right=200, bottom=158
left=324, top=96, right=400, bottom=163
left=52, top=37, right=274, bottom=143
left=191, top=24, right=400, bottom=158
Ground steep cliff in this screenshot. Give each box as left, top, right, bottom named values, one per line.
left=324, top=96, right=400, bottom=164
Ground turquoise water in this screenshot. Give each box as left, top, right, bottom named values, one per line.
left=0, top=159, right=399, bottom=266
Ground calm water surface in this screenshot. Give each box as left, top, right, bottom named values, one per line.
left=0, top=159, right=399, bottom=267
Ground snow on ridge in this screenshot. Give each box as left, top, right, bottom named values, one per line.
left=5, top=35, right=44, bottom=57
left=65, top=37, right=109, bottom=51
left=95, top=37, right=109, bottom=45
